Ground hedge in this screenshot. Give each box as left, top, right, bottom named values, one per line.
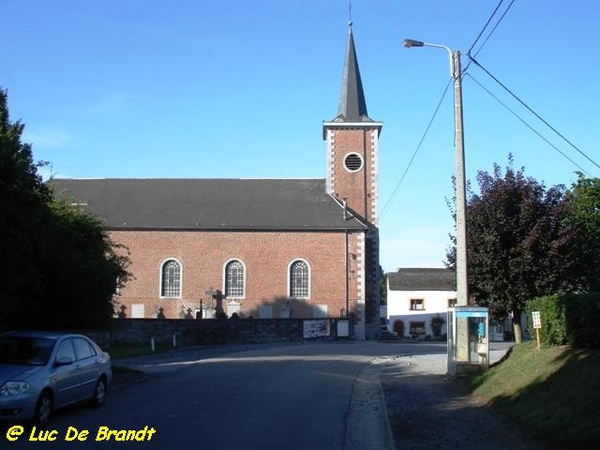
left=526, top=293, right=600, bottom=348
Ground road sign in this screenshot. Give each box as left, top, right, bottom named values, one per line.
left=532, top=311, right=542, bottom=350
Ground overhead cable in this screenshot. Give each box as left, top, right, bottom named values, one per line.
left=467, top=0, right=507, bottom=56
left=467, top=0, right=515, bottom=56
left=379, top=79, right=452, bottom=223
left=469, top=56, right=600, bottom=171
left=466, top=73, right=590, bottom=176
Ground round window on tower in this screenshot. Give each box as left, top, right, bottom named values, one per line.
left=344, top=153, right=364, bottom=172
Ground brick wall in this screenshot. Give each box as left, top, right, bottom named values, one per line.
left=112, top=229, right=365, bottom=325
left=325, top=127, right=379, bottom=225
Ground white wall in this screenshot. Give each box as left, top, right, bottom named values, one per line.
left=386, top=289, right=456, bottom=338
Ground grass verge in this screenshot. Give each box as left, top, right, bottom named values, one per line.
left=107, top=342, right=174, bottom=359
left=108, top=343, right=173, bottom=376
left=471, top=341, right=600, bottom=448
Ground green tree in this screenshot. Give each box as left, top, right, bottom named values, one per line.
left=446, top=156, right=577, bottom=342
left=563, top=173, right=600, bottom=291
left=0, top=88, right=129, bottom=330
left=38, top=200, right=130, bottom=329
left=0, top=88, right=52, bottom=328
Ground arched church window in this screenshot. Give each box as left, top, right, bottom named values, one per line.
left=161, top=259, right=182, bottom=297
left=289, top=260, right=310, bottom=298
left=225, top=260, right=245, bottom=298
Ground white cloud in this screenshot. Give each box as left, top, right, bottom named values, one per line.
left=23, top=128, right=72, bottom=150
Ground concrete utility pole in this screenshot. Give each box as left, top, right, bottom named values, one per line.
left=402, top=39, right=468, bottom=306
left=452, top=50, right=468, bottom=307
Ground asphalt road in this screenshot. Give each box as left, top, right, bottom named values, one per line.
left=1, top=340, right=539, bottom=450
left=3, top=342, right=395, bottom=450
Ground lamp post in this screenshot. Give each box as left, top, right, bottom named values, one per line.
left=402, top=38, right=468, bottom=307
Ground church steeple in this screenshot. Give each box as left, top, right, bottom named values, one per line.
left=322, top=17, right=383, bottom=341
left=335, top=23, right=371, bottom=122
left=322, top=22, right=382, bottom=226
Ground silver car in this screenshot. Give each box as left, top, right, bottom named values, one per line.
left=0, top=331, right=112, bottom=427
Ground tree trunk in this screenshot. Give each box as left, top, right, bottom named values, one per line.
left=513, top=308, right=523, bottom=344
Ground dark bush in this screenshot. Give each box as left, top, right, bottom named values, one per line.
left=527, top=293, right=600, bottom=347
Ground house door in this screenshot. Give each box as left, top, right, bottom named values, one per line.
left=393, top=320, right=404, bottom=337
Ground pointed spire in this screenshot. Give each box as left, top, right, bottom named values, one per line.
left=335, top=23, right=371, bottom=122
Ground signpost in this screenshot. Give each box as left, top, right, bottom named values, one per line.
left=532, top=311, right=542, bottom=350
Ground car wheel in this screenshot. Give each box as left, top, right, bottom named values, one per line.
left=34, top=391, right=53, bottom=428
left=90, top=377, right=107, bottom=407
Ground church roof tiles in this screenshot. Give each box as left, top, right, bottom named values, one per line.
left=334, top=25, right=371, bottom=123
left=50, top=178, right=368, bottom=231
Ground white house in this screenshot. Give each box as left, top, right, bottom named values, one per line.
left=386, top=268, right=456, bottom=339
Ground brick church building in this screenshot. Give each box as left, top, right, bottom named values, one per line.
left=51, top=24, right=383, bottom=340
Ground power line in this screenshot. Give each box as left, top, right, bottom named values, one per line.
left=468, top=0, right=517, bottom=59
left=466, top=73, right=590, bottom=176
left=463, top=0, right=516, bottom=74
left=469, top=56, right=600, bottom=171
left=467, top=0, right=506, bottom=56
left=380, top=0, right=514, bottom=223
left=463, top=0, right=596, bottom=174
left=378, top=79, right=452, bottom=223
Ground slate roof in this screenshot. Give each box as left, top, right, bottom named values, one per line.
left=333, top=25, right=373, bottom=123
left=49, top=178, right=368, bottom=231
left=388, top=268, right=456, bottom=291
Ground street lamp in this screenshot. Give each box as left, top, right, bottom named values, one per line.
left=402, top=38, right=468, bottom=307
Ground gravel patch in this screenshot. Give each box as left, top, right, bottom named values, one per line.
left=378, top=353, right=545, bottom=450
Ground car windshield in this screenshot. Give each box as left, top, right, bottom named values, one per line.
left=0, top=336, right=56, bottom=366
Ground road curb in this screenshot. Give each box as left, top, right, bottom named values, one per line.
left=345, top=361, right=394, bottom=450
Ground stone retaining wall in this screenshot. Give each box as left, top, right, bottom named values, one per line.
left=83, top=317, right=352, bottom=348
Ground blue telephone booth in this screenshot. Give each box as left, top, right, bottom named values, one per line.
left=447, top=306, right=489, bottom=375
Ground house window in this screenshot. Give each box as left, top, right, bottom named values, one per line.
left=225, top=260, right=245, bottom=298
left=161, top=259, right=181, bottom=297
left=410, top=299, right=425, bottom=311
left=290, top=260, right=310, bottom=298
left=448, top=298, right=457, bottom=308
left=409, top=321, right=426, bottom=337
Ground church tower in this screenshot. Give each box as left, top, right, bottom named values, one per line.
left=323, top=22, right=382, bottom=339
left=323, top=22, right=382, bottom=226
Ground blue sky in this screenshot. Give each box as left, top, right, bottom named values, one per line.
left=2, top=0, right=598, bottom=273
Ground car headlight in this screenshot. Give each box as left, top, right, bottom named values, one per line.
left=0, top=381, right=30, bottom=396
